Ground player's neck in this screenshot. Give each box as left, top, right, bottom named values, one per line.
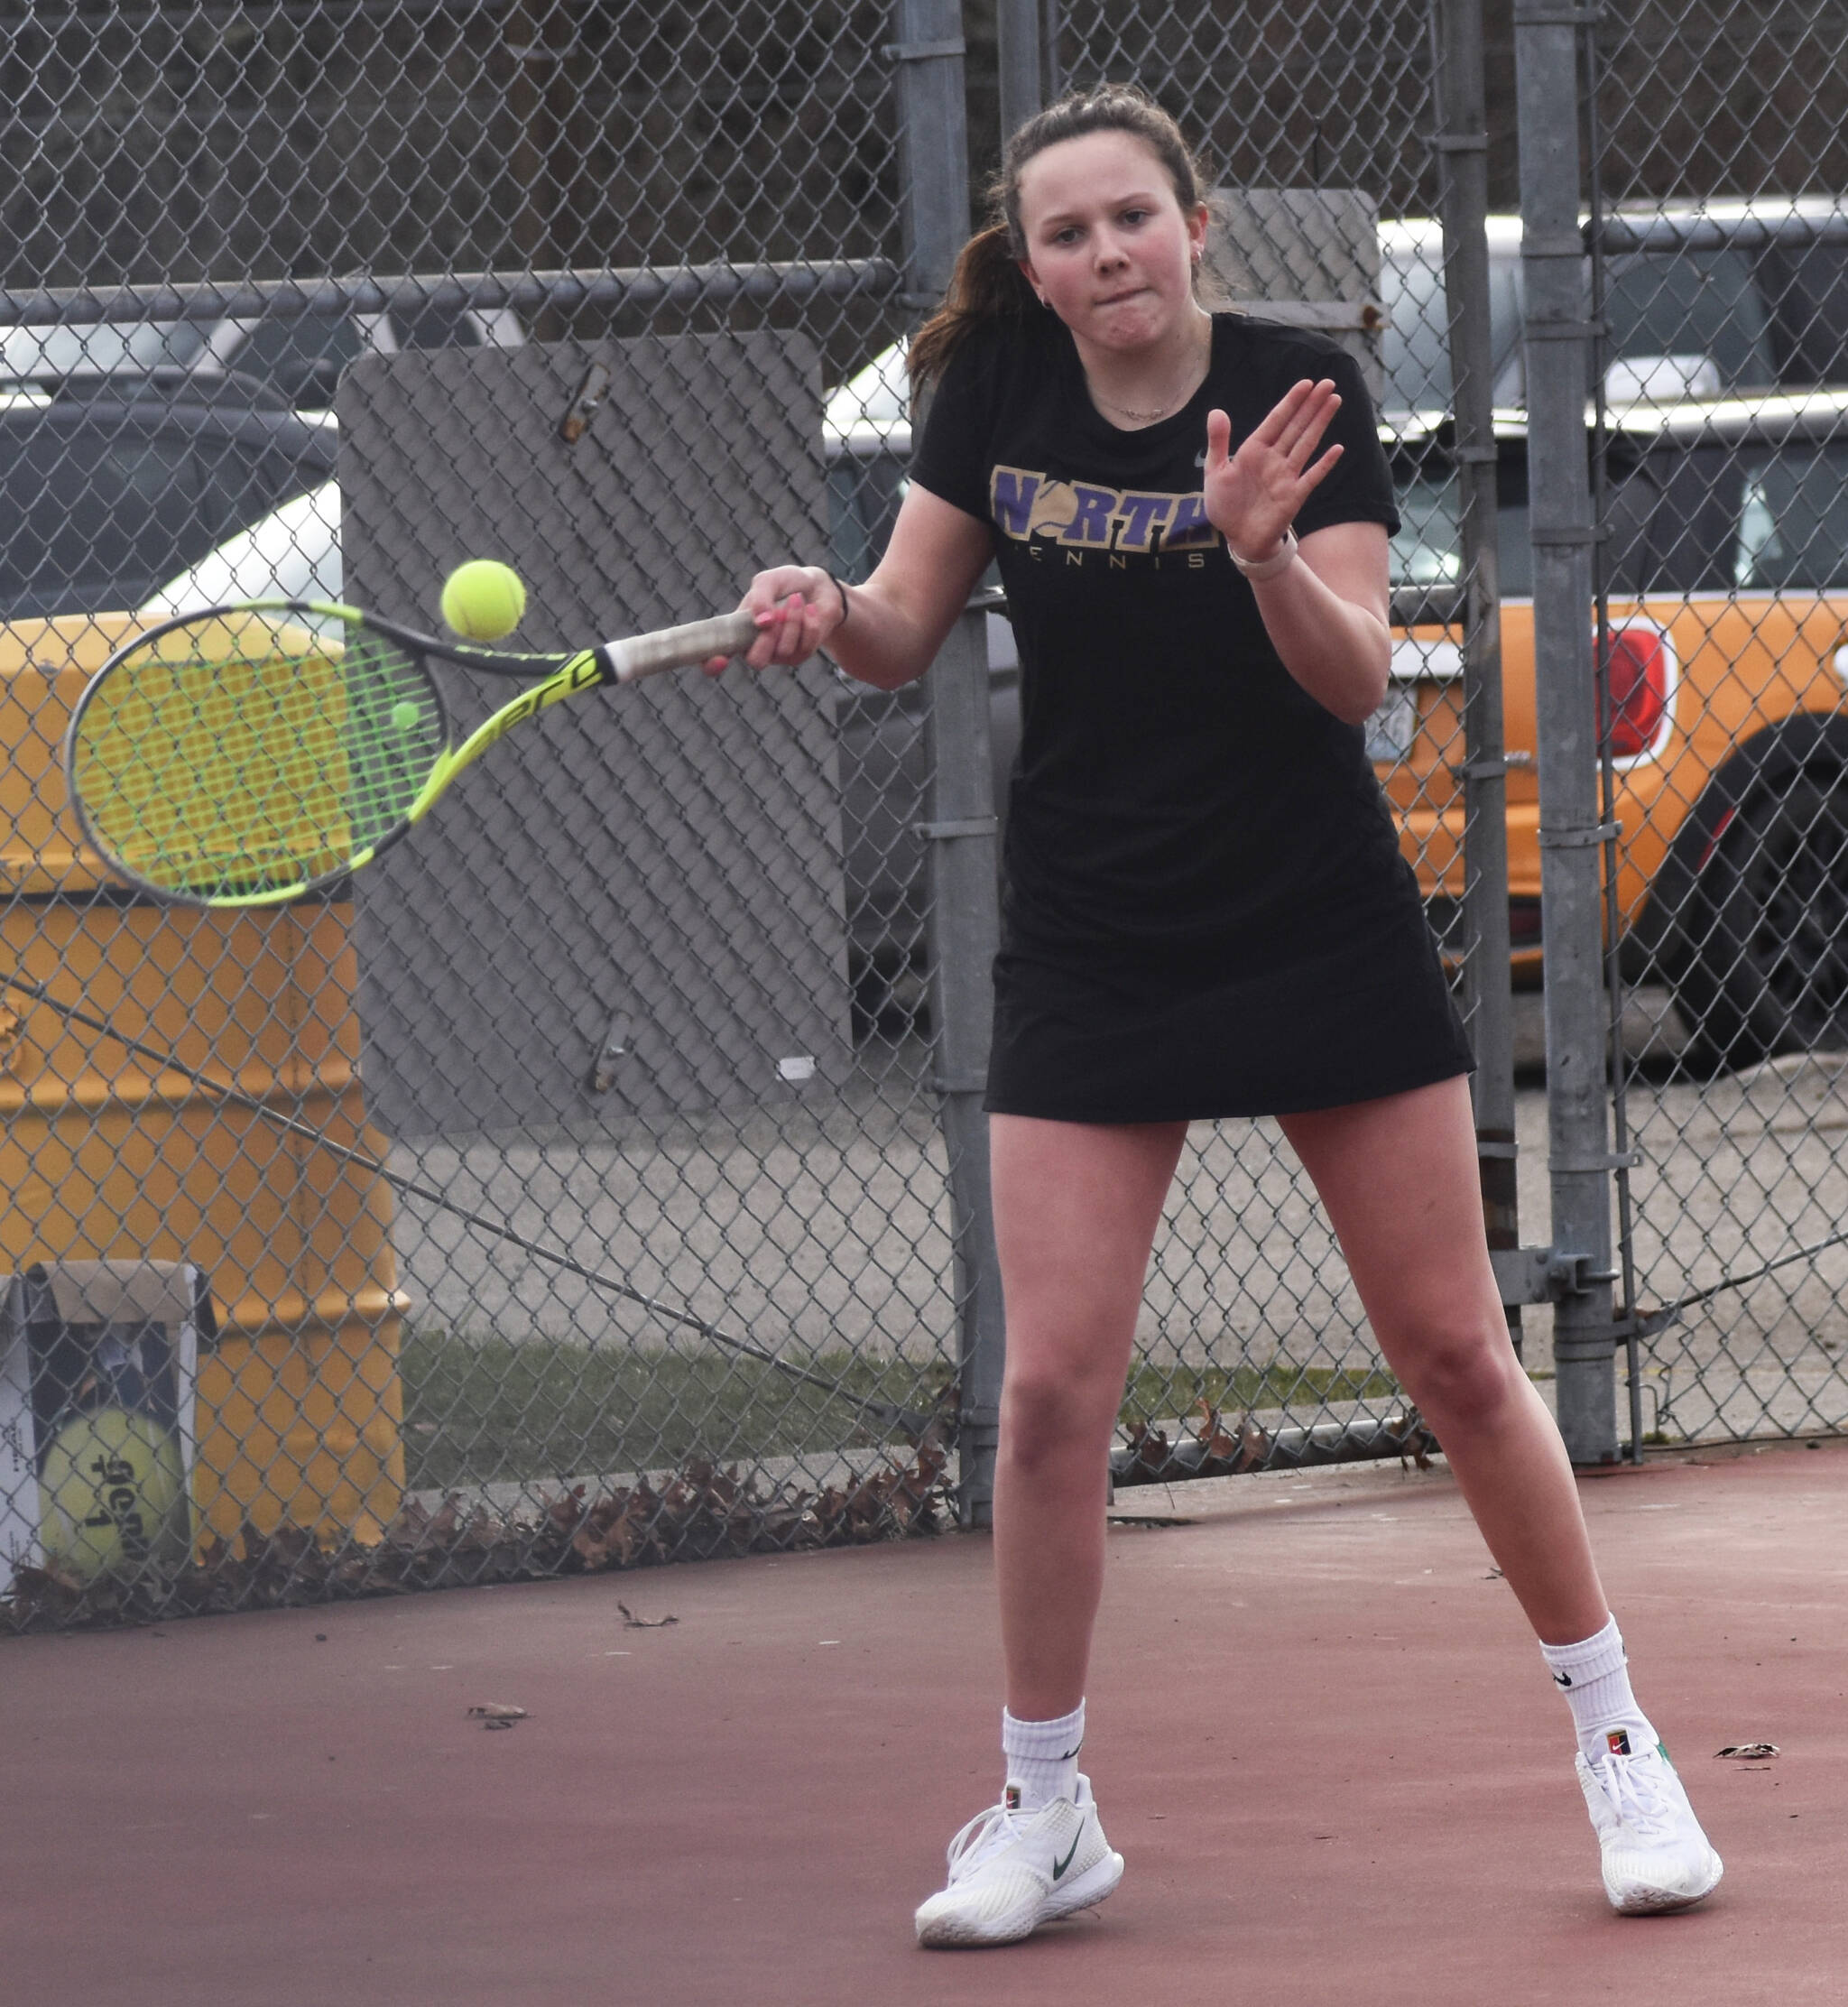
left=1077, top=307, right=1213, bottom=430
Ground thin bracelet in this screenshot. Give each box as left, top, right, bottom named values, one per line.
left=822, top=569, right=851, bottom=628
left=1228, top=527, right=1298, bottom=581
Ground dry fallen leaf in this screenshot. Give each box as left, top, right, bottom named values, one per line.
left=1715, top=1743, right=1779, bottom=1760
left=467, top=1703, right=528, bottom=1728
left=4, top=1431, right=954, bottom=1632
left=617, top=1602, right=679, bottom=1628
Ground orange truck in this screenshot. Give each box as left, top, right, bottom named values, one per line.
left=1381, top=395, right=1848, bottom=1066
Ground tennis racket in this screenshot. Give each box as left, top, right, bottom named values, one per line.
left=62, top=597, right=758, bottom=908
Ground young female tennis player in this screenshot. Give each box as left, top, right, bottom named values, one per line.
left=725, top=83, right=1722, bottom=1945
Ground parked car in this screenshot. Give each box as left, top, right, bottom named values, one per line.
left=1379, top=200, right=1848, bottom=420
left=1382, top=391, right=1848, bottom=1065
left=137, top=478, right=342, bottom=621
left=1, top=374, right=337, bottom=621
left=1, top=297, right=523, bottom=412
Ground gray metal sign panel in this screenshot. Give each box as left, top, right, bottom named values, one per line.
left=335, top=336, right=846, bottom=1139
left=1206, top=188, right=1387, bottom=403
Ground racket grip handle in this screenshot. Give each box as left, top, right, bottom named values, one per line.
left=600, top=611, right=760, bottom=683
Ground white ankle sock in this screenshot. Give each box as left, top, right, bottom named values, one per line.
left=1539, top=1615, right=1657, bottom=1764
left=1002, top=1701, right=1086, bottom=1812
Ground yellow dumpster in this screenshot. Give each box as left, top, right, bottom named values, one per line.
left=0, top=614, right=408, bottom=1554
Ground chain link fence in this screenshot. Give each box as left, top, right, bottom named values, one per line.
left=1055, top=0, right=1492, bottom=1484
left=2, top=0, right=956, bottom=1628
left=8, top=0, right=1848, bottom=1632
left=1581, top=3, right=1848, bottom=1448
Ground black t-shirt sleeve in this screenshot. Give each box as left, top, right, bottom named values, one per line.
left=909, top=334, right=1000, bottom=527
left=1288, top=342, right=1401, bottom=541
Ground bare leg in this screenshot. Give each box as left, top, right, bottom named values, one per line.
left=1279, top=1075, right=1609, bottom=1645
left=988, top=1114, right=1190, bottom=1718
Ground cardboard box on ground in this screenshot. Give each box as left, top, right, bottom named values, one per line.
left=0, top=1260, right=215, bottom=1591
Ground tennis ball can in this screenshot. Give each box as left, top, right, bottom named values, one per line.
left=39, top=1407, right=190, bottom=1582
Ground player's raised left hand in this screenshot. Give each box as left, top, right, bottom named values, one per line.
left=1203, top=377, right=1345, bottom=569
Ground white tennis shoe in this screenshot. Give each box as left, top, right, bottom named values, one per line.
left=1575, top=1733, right=1723, bottom=1914
left=914, top=1774, right=1124, bottom=1947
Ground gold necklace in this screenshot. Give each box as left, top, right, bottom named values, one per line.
left=1093, top=385, right=1193, bottom=422
left=1089, top=330, right=1212, bottom=424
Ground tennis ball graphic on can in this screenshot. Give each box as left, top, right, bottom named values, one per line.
left=440, top=559, right=527, bottom=642
left=38, top=1407, right=189, bottom=1582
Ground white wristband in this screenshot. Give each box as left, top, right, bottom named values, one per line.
left=1228, top=527, right=1298, bottom=580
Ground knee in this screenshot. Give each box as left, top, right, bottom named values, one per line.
left=1395, top=1319, right=1524, bottom=1435
left=1000, top=1362, right=1118, bottom=1478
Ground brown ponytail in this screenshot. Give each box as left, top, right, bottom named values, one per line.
left=909, top=224, right=1049, bottom=387
left=910, top=82, right=1212, bottom=386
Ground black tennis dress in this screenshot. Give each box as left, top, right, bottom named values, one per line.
left=910, top=311, right=1473, bottom=1122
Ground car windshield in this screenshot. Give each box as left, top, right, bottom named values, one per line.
left=1379, top=227, right=1524, bottom=415
left=141, top=480, right=343, bottom=618
left=0, top=425, right=213, bottom=616
left=1391, top=469, right=1534, bottom=597
left=1762, top=243, right=1848, bottom=384
left=0, top=321, right=211, bottom=379
left=1394, top=435, right=1848, bottom=603
left=1603, top=250, right=1778, bottom=395
left=222, top=310, right=369, bottom=405
left=1729, top=443, right=1848, bottom=590
left=1376, top=219, right=1844, bottom=417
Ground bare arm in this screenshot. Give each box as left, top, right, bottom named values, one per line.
left=1202, top=379, right=1393, bottom=725
left=1243, top=519, right=1391, bottom=724
left=714, top=483, right=993, bottom=691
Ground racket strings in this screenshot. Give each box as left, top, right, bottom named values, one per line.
left=69, top=615, right=446, bottom=901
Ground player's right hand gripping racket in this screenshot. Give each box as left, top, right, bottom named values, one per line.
left=62, top=597, right=758, bottom=908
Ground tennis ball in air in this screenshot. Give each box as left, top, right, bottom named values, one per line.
left=390, top=698, right=423, bottom=733
left=440, top=559, right=527, bottom=641
left=37, top=1407, right=190, bottom=1583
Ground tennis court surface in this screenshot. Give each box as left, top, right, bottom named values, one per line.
left=8, top=1438, right=1845, bottom=2005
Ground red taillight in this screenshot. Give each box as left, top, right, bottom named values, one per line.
left=1604, top=624, right=1673, bottom=759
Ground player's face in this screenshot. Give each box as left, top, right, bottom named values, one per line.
left=1015, top=131, right=1208, bottom=355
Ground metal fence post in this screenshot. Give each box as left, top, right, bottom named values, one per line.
left=922, top=612, right=1006, bottom=1528
left=1432, top=0, right=1523, bottom=1355
left=1513, top=4, right=1620, bottom=1464
left=892, top=1, right=1007, bottom=1525
left=997, top=0, right=1045, bottom=136
left=892, top=0, right=969, bottom=309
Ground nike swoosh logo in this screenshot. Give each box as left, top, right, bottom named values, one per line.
left=1051, top=1832, right=1082, bottom=1881
left=1194, top=448, right=1208, bottom=467
left=1553, top=1672, right=1573, bottom=1687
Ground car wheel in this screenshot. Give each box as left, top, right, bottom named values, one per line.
left=1673, top=773, right=1848, bottom=1068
